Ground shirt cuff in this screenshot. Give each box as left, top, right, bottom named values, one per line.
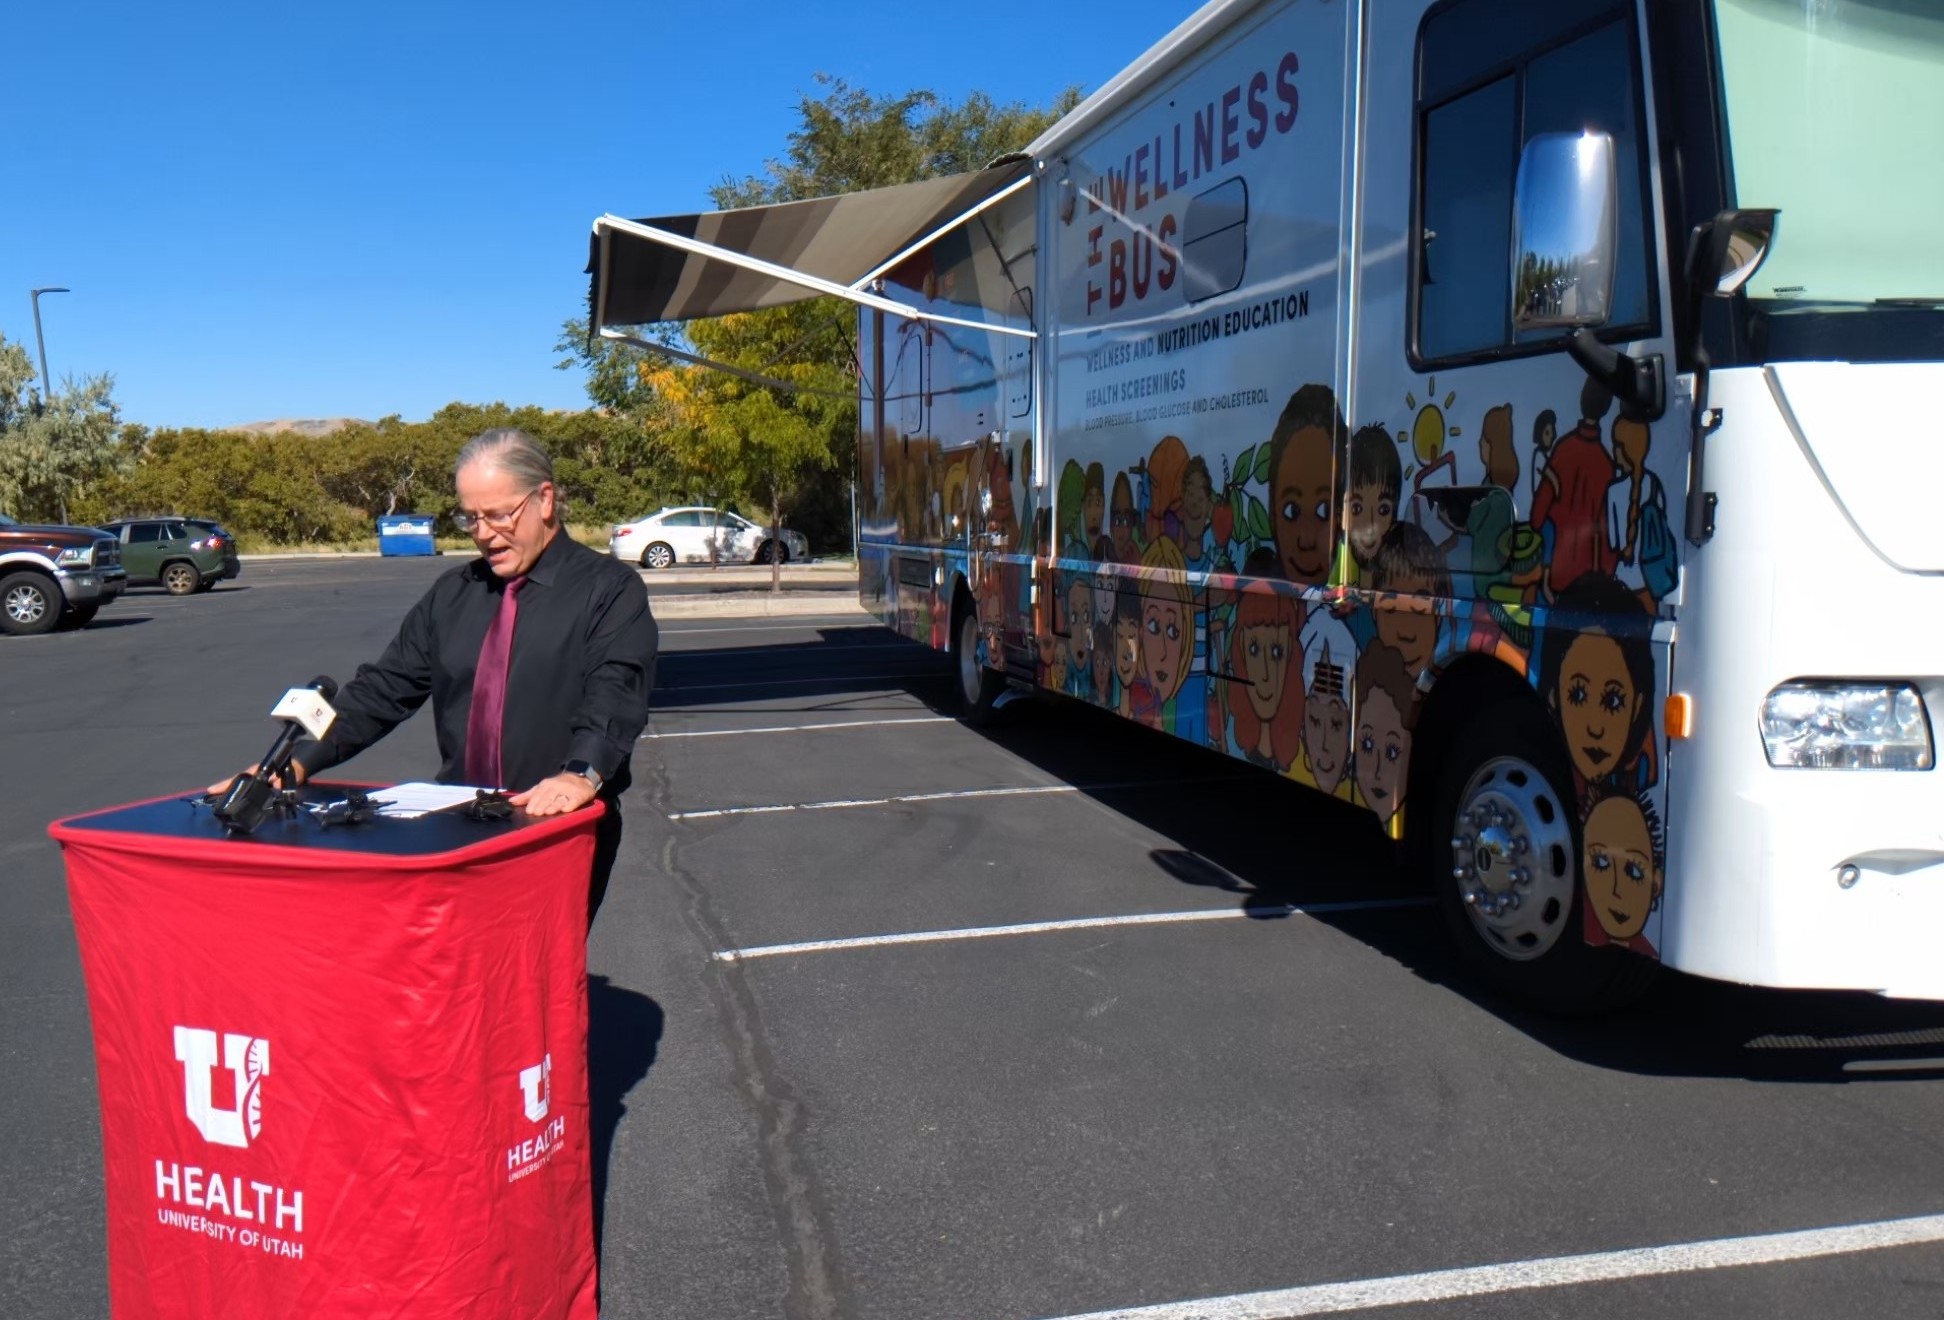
left=565, top=733, right=620, bottom=784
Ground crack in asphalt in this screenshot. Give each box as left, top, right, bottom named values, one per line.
left=643, top=744, right=849, bottom=1320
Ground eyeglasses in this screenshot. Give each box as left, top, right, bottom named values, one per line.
left=454, top=489, right=536, bottom=534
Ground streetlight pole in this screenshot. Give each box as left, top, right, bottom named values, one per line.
left=30, top=286, right=69, bottom=404
left=28, top=287, right=72, bottom=523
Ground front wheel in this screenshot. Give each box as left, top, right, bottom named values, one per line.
left=951, top=599, right=1004, bottom=726
left=1427, top=699, right=1658, bottom=1015
left=641, top=542, right=674, bottom=570
left=0, top=572, right=60, bottom=635
left=756, top=539, right=789, bottom=565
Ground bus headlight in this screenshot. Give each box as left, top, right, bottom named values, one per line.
left=1759, top=683, right=1933, bottom=770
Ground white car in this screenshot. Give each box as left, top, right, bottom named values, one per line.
left=608, top=506, right=809, bottom=570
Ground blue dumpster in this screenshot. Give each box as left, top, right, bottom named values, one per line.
left=377, top=515, right=437, bottom=556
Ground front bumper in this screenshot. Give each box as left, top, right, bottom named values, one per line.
left=58, top=567, right=126, bottom=606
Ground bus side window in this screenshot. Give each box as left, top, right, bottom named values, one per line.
left=1412, top=0, right=1658, bottom=365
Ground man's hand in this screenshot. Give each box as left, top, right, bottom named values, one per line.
left=510, top=772, right=598, bottom=818
left=205, top=762, right=309, bottom=795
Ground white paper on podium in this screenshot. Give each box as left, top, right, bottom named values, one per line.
left=373, top=782, right=496, bottom=819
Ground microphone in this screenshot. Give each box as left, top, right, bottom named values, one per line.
left=212, top=676, right=339, bottom=835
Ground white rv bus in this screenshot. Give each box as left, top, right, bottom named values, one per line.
left=588, top=0, right=1944, bottom=1010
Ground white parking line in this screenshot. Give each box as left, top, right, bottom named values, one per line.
left=656, top=669, right=945, bottom=694
left=643, top=716, right=952, bottom=740
left=713, top=898, right=1433, bottom=962
left=660, top=618, right=879, bottom=636
left=672, top=642, right=916, bottom=658
left=672, top=782, right=1079, bottom=819
left=1031, top=1212, right=1944, bottom=1320
left=669, top=775, right=1248, bottom=821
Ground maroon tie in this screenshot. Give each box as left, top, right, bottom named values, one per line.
left=465, top=576, right=526, bottom=786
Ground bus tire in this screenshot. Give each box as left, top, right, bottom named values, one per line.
left=1427, top=698, right=1659, bottom=1016
left=951, top=594, right=1004, bottom=726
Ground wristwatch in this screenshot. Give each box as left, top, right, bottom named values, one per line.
left=561, top=760, right=605, bottom=792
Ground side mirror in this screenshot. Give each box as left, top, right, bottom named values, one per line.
left=1510, top=131, right=1619, bottom=332
left=1687, top=208, right=1779, bottom=300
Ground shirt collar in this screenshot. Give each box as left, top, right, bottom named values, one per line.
left=472, top=525, right=568, bottom=590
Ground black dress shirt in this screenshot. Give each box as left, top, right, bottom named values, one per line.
left=291, top=531, right=658, bottom=795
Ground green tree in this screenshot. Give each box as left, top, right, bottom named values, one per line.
left=0, top=335, right=127, bottom=525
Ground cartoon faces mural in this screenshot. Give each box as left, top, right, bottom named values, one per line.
left=939, top=341, right=1679, bottom=964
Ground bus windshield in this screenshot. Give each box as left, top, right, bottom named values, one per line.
left=1713, top=0, right=1944, bottom=358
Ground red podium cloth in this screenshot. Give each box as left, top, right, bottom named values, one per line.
left=49, top=787, right=602, bottom=1320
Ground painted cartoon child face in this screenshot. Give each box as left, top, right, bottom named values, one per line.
left=1374, top=569, right=1438, bottom=676
left=1304, top=690, right=1351, bottom=793
left=1068, top=604, right=1093, bottom=677
left=1239, top=621, right=1291, bottom=722
left=1182, top=468, right=1214, bottom=541
left=1347, top=483, right=1395, bottom=565
left=1092, top=566, right=1118, bottom=628
left=1049, top=640, right=1070, bottom=692
left=1092, top=623, right=1112, bottom=695
left=1083, top=485, right=1105, bottom=543
left=1111, top=483, right=1138, bottom=560
left=1273, top=425, right=1336, bottom=584
left=1355, top=685, right=1410, bottom=826
left=1114, top=615, right=1141, bottom=689
left=1067, top=579, right=1093, bottom=646
left=1583, top=795, right=1661, bottom=941
left=1141, top=594, right=1189, bottom=702
left=1555, top=630, right=1643, bottom=783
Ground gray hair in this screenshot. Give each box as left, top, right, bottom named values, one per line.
left=455, top=428, right=554, bottom=492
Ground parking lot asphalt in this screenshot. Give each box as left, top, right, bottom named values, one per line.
left=5, top=556, right=1944, bottom=1319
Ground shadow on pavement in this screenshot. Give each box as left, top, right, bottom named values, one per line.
left=589, top=975, right=664, bottom=1259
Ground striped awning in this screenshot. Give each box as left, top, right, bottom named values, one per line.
left=587, top=159, right=1034, bottom=330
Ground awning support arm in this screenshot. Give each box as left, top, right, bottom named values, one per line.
left=597, top=328, right=859, bottom=400
left=592, top=214, right=1036, bottom=340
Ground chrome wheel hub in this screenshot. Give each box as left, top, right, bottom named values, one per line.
left=957, top=611, right=982, bottom=706
left=1449, top=756, right=1575, bottom=962
left=6, top=584, right=47, bottom=624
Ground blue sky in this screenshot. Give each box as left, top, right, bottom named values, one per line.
left=0, top=1, right=1194, bottom=430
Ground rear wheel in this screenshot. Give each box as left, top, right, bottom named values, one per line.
left=1427, top=699, right=1658, bottom=1015
left=0, top=572, right=60, bottom=636
left=951, top=595, right=1004, bottom=726
left=162, top=561, right=201, bottom=595
left=641, top=542, right=674, bottom=570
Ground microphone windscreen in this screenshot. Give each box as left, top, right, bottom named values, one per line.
left=309, top=676, right=339, bottom=701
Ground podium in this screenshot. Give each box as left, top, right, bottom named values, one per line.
left=49, top=784, right=602, bottom=1320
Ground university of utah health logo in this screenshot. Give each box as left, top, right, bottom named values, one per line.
left=173, top=1026, right=269, bottom=1149
left=508, top=1053, right=564, bottom=1183
left=519, top=1053, right=552, bottom=1122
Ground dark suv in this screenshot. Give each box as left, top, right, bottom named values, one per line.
left=100, top=517, right=241, bottom=595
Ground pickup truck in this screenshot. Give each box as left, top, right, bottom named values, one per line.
left=0, top=513, right=128, bottom=635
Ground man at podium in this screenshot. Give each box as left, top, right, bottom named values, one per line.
left=215, top=427, right=658, bottom=925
